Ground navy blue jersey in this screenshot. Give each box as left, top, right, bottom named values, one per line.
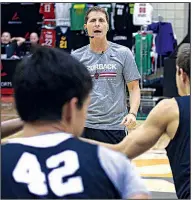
left=166, top=96, right=190, bottom=199
left=55, top=26, right=72, bottom=53
left=2, top=132, right=148, bottom=199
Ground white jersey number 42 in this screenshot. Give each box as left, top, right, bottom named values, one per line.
left=12, top=150, right=84, bottom=197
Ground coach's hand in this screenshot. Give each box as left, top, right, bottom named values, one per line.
left=121, top=113, right=137, bottom=129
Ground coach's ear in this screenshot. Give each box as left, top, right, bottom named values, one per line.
left=84, top=24, right=87, bottom=30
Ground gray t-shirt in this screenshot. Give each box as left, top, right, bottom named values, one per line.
left=72, top=42, right=141, bottom=130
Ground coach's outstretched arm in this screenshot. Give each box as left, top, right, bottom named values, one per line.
left=1, top=118, right=24, bottom=139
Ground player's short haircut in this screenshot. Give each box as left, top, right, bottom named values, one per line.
left=84, top=6, right=109, bottom=24
left=13, top=46, right=93, bottom=122
left=176, top=43, right=190, bottom=80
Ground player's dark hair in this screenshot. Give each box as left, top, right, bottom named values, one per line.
left=84, top=6, right=109, bottom=24
left=13, top=46, right=93, bottom=122
left=176, top=43, right=190, bottom=80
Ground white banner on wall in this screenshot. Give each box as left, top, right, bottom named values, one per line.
left=133, top=3, right=153, bottom=26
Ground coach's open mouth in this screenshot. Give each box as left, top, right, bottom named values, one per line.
left=94, top=30, right=102, bottom=33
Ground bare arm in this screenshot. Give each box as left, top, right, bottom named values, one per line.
left=81, top=98, right=179, bottom=159
left=11, top=37, right=26, bottom=46
left=120, top=80, right=140, bottom=128
left=1, top=118, right=24, bottom=139
left=80, top=137, right=118, bottom=150
left=127, top=80, right=141, bottom=115
left=117, top=98, right=179, bottom=159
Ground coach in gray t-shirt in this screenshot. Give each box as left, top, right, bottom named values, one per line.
left=72, top=6, right=141, bottom=144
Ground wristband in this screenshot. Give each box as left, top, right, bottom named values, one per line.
left=129, top=112, right=137, bottom=118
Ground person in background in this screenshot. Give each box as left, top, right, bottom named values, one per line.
left=24, top=32, right=40, bottom=56
left=82, top=43, right=191, bottom=199
left=72, top=6, right=141, bottom=144
left=1, top=32, right=25, bottom=58
left=1, top=46, right=150, bottom=199
left=29, top=32, right=39, bottom=45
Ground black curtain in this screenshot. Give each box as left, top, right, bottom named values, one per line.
left=1, top=3, right=42, bottom=39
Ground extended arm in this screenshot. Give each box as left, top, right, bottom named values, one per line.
left=1, top=118, right=24, bottom=139
left=82, top=98, right=179, bottom=159
left=11, top=37, right=26, bottom=46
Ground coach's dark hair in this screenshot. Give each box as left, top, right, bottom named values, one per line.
left=84, top=6, right=109, bottom=24
left=176, top=43, right=190, bottom=80
left=13, top=46, right=93, bottom=122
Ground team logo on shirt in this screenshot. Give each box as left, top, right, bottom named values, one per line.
left=94, top=72, right=99, bottom=79
left=87, top=64, right=117, bottom=79
left=87, top=64, right=116, bottom=71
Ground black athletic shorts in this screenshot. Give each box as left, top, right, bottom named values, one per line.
left=82, top=127, right=127, bottom=144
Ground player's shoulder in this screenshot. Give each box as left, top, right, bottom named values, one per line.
left=71, top=45, right=89, bottom=57
left=2, top=133, right=98, bottom=155
left=1, top=142, right=24, bottom=171
left=149, top=98, right=180, bottom=123
left=1, top=142, right=14, bottom=153
left=2, top=132, right=73, bottom=149
left=157, top=98, right=179, bottom=113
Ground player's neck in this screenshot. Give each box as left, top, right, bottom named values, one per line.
left=89, top=38, right=108, bottom=54
left=22, top=121, right=72, bottom=137
left=182, top=82, right=190, bottom=96
left=185, top=85, right=190, bottom=95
